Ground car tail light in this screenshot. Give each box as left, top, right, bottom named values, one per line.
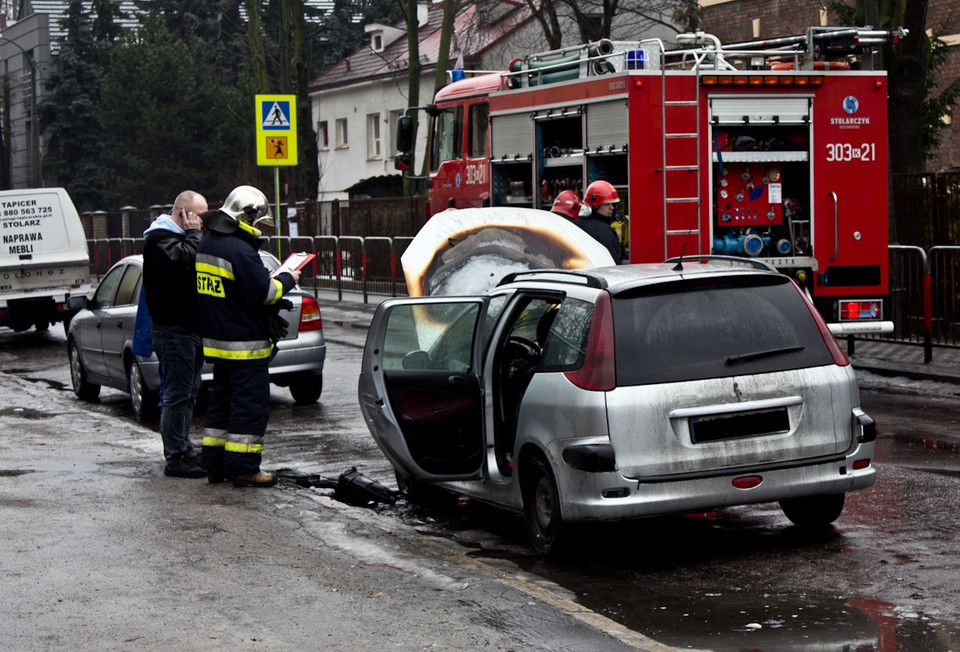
left=794, top=282, right=849, bottom=366
left=564, top=291, right=616, bottom=391
left=298, top=295, right=323, bottom=332
left=852, top=459, right=871, bottom=470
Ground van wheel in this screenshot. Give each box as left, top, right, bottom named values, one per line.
left=780, top=493, right=845, bottom=528
left=68, top=341, right=100, bottom=401
left=522, top=455, right=567, bottom=557
left=128, top=359, right=159, bottom=422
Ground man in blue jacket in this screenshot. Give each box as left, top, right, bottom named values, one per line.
left=195, top=186, right=300, bottom=487
left=142, top=190, right=209, bottom=478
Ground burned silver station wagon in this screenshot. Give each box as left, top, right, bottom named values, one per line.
left=358, top=257, right=877, bottom=556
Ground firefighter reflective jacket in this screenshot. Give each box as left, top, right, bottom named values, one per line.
left=195, top=225, right=296, bottom=363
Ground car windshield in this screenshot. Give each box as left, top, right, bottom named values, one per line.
left=611, top=275, right=834, bottom=385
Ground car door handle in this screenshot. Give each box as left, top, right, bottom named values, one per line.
left=116, top=320, right=124, bottom=328
left=448, top=375, right=465, bottom=386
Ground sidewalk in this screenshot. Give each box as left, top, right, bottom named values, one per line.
left=845, top=339, right=960, bottom=386
left=315, top=293, right=960, bottom=386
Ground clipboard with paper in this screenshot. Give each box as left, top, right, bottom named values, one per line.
left=272, top=251, right=316, bottom=276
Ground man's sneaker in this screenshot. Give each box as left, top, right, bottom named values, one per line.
left=232, top=471, right=277, bottom=488
left=164, top=457, right=206, bottom=478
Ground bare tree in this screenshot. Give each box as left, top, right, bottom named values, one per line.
left=400, top=0, right=421, bottom=196
left=522, top=0, right=696, bottom=48
left=522, top=0, right=563, bottom=49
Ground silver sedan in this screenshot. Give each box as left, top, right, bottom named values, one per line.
left=67, top=252, right=325, bottom=421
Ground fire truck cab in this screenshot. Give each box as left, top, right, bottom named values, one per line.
left=399, top=26, right=906, bottom=335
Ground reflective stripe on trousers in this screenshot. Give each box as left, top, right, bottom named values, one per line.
left=202, top=360, right=271, bottom=477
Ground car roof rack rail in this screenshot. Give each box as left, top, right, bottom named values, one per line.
left=665, top=255, right=778, bottom=273
left=498, top=268, right=609, bottom=289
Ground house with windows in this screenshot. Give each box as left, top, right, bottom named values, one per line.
left=309, top=0, right=547, bottom=202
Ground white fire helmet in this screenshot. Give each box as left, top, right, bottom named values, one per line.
left=220, top=185, right=274, bottom=228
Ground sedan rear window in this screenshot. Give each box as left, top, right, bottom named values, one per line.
left=612, top=276, right=834, bottom=385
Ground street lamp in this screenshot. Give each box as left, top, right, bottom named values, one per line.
left=0, top=35, right=41, bottom=187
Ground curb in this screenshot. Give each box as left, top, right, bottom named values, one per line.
left=852, top=358, right=960, bottom=386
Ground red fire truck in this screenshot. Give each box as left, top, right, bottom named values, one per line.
left=397, top=26, right=906, bottom=334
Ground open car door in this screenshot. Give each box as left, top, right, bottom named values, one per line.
left=358, top=296, right=488, bottom=482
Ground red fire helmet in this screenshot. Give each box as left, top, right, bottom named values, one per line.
left=583, top=180, right=619, bottom=210
left=551, top=190, right=582, bottom=219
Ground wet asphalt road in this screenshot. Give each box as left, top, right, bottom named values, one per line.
left=0, top=325, right=665, bottom=651
left=2, top=312, right=960, bottom=650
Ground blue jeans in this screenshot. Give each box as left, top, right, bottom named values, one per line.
left=151, top=324, right=204, bottom=460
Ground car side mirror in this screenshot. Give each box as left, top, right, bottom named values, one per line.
left=67, top=295, right=89, bottom=311
left=401, top=350, right=430, bottom=370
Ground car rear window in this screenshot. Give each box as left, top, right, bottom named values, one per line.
left=611, top=275, right=835, bottom=385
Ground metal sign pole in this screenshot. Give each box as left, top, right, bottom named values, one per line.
left=274, top=166, right=282, bottom=257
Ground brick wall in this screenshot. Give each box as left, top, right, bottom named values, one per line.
left=700, top=0, right=826, bottom=42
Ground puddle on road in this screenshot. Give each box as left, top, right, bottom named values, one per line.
left=0, top=469, right=36, bottom=477
left=506, top=517, right=960, bottom=652
left=388, top=492, right=960, bottom=651
left=0, top=407, right=54, bottom=419
left=569, top=589, right=958, bottom=651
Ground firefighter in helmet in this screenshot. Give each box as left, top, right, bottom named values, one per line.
left=550, top=190, right=582, bottom=220
left=195, top=185, right=300, bottom=487
left=578, top=180, right=624, bottom=264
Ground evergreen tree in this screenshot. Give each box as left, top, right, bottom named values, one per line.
left=37, top=0, right=110, bottom=211
left=98, top=17, right=236, bottom=206
left=91, top=0, right=127, bottom=52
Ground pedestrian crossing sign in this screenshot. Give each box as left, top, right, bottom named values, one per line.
left=256, top=94, right=298, bottom=166
left=262, top=101, right=291, bottom=130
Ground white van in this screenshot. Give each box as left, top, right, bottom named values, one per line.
left=0, top=188, right=92, bottom=332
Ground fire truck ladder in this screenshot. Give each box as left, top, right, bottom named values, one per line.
left=659, top=36, right=733, bottom=258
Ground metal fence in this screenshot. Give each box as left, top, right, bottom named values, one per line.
left=80, top=170, right=960, bottom=360
left=891, top=172, right=960, bottom=248
left=87, top=235, right=415, bottom=305
left=88, top=236, right=960, bottom=356
left=881, top=245, right=960, bottom=361
left=82, top=196, right=429, bottom=243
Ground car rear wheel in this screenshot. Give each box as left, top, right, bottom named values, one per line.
left=68, top=341, right=101, bottom=401
left=522, top=455, right=568, bottom=557
left=394, top=470, right=430, bottom=502
left=288, top=373, right=323, bottom=404
left=128, top=358, right=159, bottom=422
left=780, top=493, right=845, bottom=528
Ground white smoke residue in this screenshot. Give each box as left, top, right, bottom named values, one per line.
left=402, top=207, right=615, bottom=297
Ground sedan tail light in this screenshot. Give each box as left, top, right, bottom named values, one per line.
left=564, top=291, right=616, bottom=391
left=298, top=295, right=323, bottom=332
